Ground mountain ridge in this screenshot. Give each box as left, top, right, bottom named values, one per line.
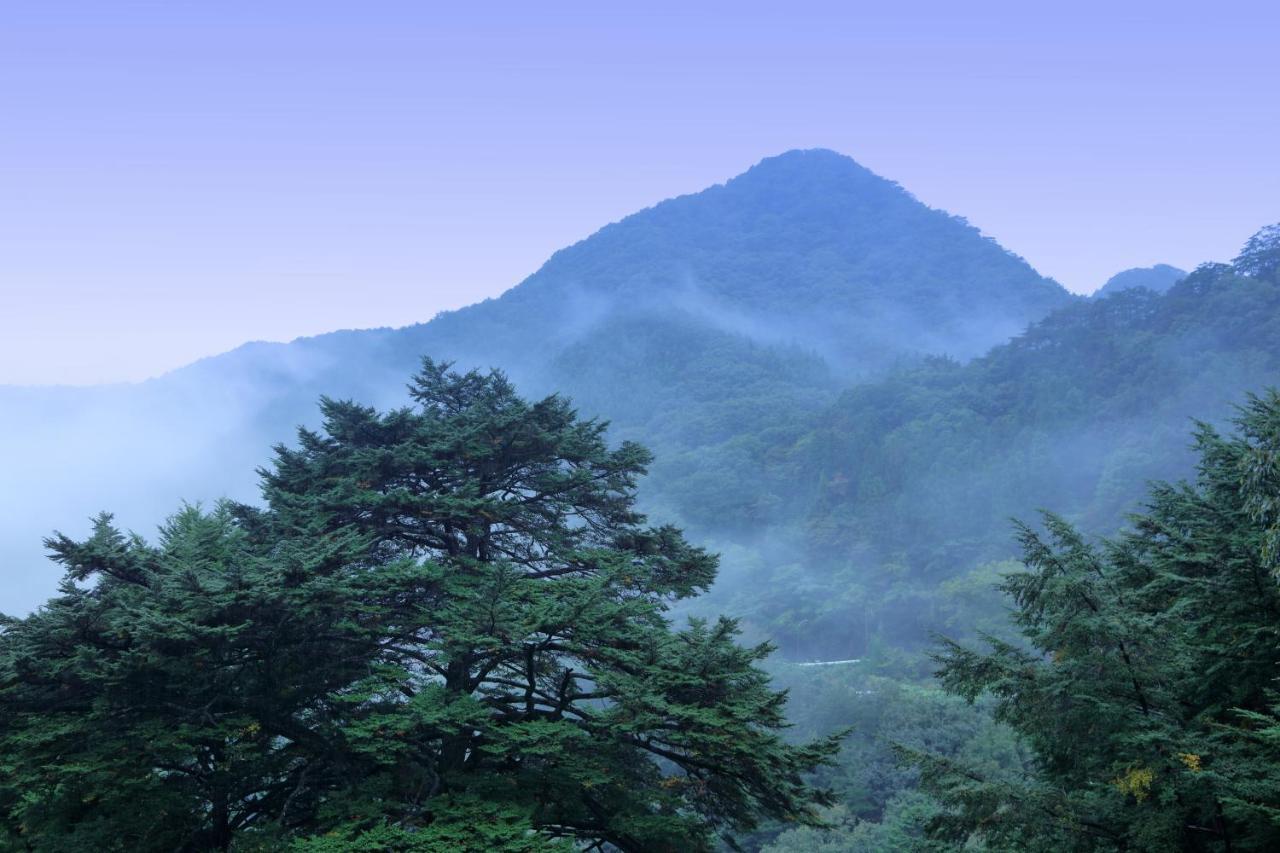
left=1, top=148, right=1077, bottom=614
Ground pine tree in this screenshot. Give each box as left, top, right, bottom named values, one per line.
left=0, top=359, right=839, bottom=851
left=906, top=391, right=1280, bottom=851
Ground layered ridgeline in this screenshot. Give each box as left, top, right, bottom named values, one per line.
left=695, top=254, right=1280, bottom=659
left=0, top=149, right=1070, bottom=614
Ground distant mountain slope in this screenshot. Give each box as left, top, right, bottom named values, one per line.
left=699, top=259, right=1280, bottom=658
left=1093, top=263, right=1186, bottom=298
left=0, top=149, right=1070, bottom=614
left=426, top=148, right=1071, bottom=373
left=807, top=262, right=1280, bottom=566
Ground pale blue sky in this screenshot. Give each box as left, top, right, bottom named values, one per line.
left=2, top=1, right=1276, bottom=384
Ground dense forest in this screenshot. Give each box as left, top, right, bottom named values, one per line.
left=0, top=363, right=845, bottom=850
left=688, top=255, right=1280, bottom=660
left=2, top=153, right=1279, bottom=850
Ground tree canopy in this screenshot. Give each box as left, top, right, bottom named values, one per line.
left=908, top=390, right=1280, bottom=851
left=0, top=360, right=838, bottom=851
left=1234, top=223, right=1280, bottom=279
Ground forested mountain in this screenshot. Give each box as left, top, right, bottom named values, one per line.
left=2, top=145, right=1279, bottom=850
left=695, top=258, right=1280, bottom=659
left=743, top=237, right=1280, bottom=852
left=1092, top=263, right=1186, bottom=297
left=0, top=149, right=1071, bottom=614
left=1, top=151, right=1272, bottom=669
left=764, top=389, right=1280, bottom=852
left=479, top=148, right=1070, bottom=374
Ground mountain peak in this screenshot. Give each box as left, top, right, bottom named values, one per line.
left=739, top=147, right=875, bottom=175
left=723, top=148, right=903, bottom=201
left=448, top=148, right=1072, bottom=375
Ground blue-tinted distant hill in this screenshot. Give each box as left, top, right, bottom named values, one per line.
left=0, top=149, right=1072, bottom=613
left=441, top=148, right=1072, bottom=374
left=1092, top=263, right=1186, bottom=298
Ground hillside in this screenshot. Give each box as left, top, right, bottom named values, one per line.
left=464, top=148, right=1071, bottom=373
left=0, top=149, right=1070, bottom=615
left=3, top=161, right=1278, bottom=850
left=695, top=258, right=1280, bottom=659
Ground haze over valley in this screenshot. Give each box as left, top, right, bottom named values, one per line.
left=4, top=147, right=1279, bottom=850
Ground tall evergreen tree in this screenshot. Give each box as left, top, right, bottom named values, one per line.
left=907, top=391, right=1280, bottom=851
left=0, top=360, right=838, bottom=851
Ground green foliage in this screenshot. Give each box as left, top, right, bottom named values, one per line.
left=502, top=148, right=1068, bottom=374
left=729, top=662, right=1028, bottom=852
left=704, top=255, right=1280, bottom=662
left=290, top=796, right=570, bottom=852
left=762, top=792, right=948, bottom=853
left=547, top=312, right=835, bottom=534
left=1233, top=223, right=1280, bottom=278
left=0, top=360, right=838, bottom=851
left=909, top=391, right=1280, bottom=851
left=804, top=261, right=1280, bottom=571
left=3, top=158, right=1279, bottom=852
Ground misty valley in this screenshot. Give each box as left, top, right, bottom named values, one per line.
left=3, top=151, right=1280, bottom=851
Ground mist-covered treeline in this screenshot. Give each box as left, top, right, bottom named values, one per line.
left=690, top=257, right=1280, bottom=660
left=0, top=150, right=1071, bottom=615
left=0, top=362, right=845, bottom=850
left=747, top=394, right=1280, bottom=852
left=2, top=150, right=1279, bottom=850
